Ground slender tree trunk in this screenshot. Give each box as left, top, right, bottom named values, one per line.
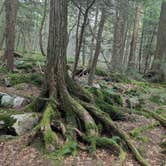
left=88, top=9, right=106, bottom=86
left=74, top=8, right=81, bottom=67
left=39, top=0, right=47, bottom=57
left=82, top=36, right=86, bottom=66
left=144, top=25, right=157, bottom=74
left=138, top=19, right=145, bottom=73
left=72, top=0, right=95, bottom=79
left=4, top=0, right=18, bottom=71
left=128, top=5, right=141, bottom=70
left=88, top=5, right=99, bottom=69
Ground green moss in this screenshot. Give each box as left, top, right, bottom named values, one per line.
left=149, top=95, right=165, bottom=105
left=16, top=62, right=33, bottom=70
left=0, top=113, right=16, bottom=128
left=0, top=66, right=8, bottom=74
left=130, top=122, right=159, bottom=143
left=95, top=68, right=108, bottom=77
left=7, top=72, right=43, bottom=86
left=7, top=73, right=30, bottom=85
left=105, top=73, right=131, bottom=83
left=30, top=73, right=43, bottom=86
left=88, top=87, right=125, bottom=120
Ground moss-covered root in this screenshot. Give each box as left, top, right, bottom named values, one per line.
left=60, top=89, right=98, bottom=152
left=66, top=74, right=93, bottom=102
left=95, top=137, right=126, bottom=164
left=143, top=109, right=166, bottom=127
left=39, top=102, right=59, bottom=151
left=83, top=103, right=149, bottom=166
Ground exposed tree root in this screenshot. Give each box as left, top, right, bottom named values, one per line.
left=81, top=102, right=149, bottom=166
left=73, top=128, right=126, bottom=164
left=143, top=109, right=166, bottom=127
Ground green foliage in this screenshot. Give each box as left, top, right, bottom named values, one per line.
left=30, top=73, right=43, bottom=86
left=95, top=68, right=108, bottom=77
left=7, top=73, right=30, bottom=85
left=105, top=73, right=131, bottom=83
left=0, top=66, right=8, bottom=74
left=0, top=113, right=16, bottom=128
left=7, top=72, right=43, bottom=86
left=129, top=122, right=159, bottom=143
left=149, top=95, right=165, bottom=105
left=51, top=140, right=77, bottom=158
left=88, top=87, right=125, bottom=120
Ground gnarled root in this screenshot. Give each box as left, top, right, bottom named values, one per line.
left=82, top=102, right=149, bottom=166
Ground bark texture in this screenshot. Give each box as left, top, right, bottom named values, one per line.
left=4, top=0, right=18, bottom=71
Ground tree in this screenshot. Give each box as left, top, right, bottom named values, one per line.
left=4, top=0, right=18, bottom=71
left=151, top=0, right=166, bottom=81
left=110, top=0, right=128, bottom=72
left=23, top=2, right=149, bottom=165
left=72, top=0, right=96, bottom=79
left=128, top=4, right=141, bottom=70
left=88, top=8, right=106, bottom=85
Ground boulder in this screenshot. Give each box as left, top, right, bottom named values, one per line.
left=12, top=113, right=39, bottom=135
left=1, top=95, right=14, bottom=107
left=13, top=96, right=27, bottom=108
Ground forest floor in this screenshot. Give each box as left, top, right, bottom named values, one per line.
left=0, top=53, right=165, bottom=166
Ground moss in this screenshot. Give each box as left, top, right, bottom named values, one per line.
left=95, top=68, right=108, bottom=77
left=40, top=103, right=58, bottom=148
left=7, top=73, right=30, bottom=85
left=16, top=62, right=33, bottom=70
left=149, top=95, right=165, bottom=105
left=0, top=113, right=16, bottom=128
left=103, top=88, right=123, bottom=106
left=0, top=66, right=8, bottom=74
left=7, top=72, right=43, bottom=86
left=104, top=73, right=131, bottom=83
left=30, top=73, right=43, bottom=86
left=88, top=87, right=125, bottom=120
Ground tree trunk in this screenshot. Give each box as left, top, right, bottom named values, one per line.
left=144, top=25, right=157, bottom=74
left=72, top=0, right=95, bottom=79
left=151, top=1, right=166, bottom=81
left=39, top=0, right=47, bottom=57
left=4, top=0, right=18, bottom=71
left=88, top=5, right=99, bottom=69
left=88, top=9, right=106, bottom=86
left=128, top=5, right=141, bottom=70
left=110, top=0, right=128, bottom=72
left=138, top=19, right=145, bottom=73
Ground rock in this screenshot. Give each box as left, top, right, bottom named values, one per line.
left=4, top=78, right=11, bottom=87
left=12, top=113, right=39, bottom=135
left=13, top=96, right=27, bottom=108
left=1, top=95, right=14, bottom=107
left=0, top=92, right=7, bottom=98
left=127, top=97, right=140, bottom=108
left=93, top=83, right=100, bottom=89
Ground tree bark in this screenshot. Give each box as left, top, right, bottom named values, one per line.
left=39, top=0, right=47, bottom=57
left=110, top=0, right=128, bottom=72
left=72, top=0, right=95, bottom=79
left=88, top=5, right=99, bottom=69
left=128, top=5, right=141, bottom=70
left=151, top=1, right=166, bottom=81
left=4, top=0, right=18, bottom=71
left=88, top=9, right=106, bottom=85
